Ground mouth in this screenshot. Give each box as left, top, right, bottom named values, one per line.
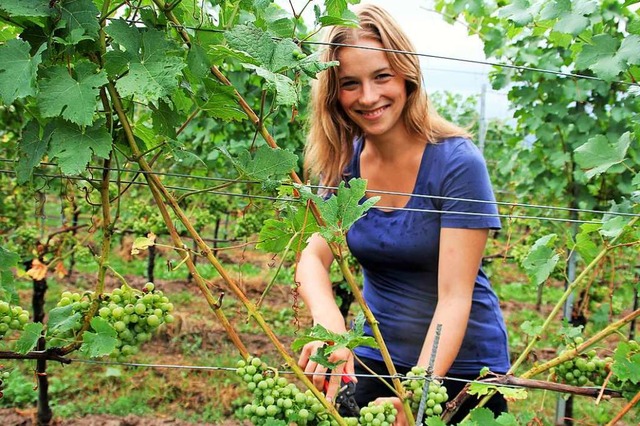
left=358, top=105, right=389, bottom=119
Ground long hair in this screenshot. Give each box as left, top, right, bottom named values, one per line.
left=304, top=4, right=471, bottom=188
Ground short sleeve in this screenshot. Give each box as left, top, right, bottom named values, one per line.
left=439, top=140, right=501, bottom=230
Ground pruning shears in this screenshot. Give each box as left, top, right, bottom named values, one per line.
left=324, top=374, right=360, bottom=417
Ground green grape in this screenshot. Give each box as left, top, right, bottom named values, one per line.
left=0, top=302, right=29, bottom=338
left=359, top=401, right=397, bottom=426
left=400, top=365, right=449, bottom=420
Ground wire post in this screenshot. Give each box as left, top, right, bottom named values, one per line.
left=416, top=323, right=442, bottom=425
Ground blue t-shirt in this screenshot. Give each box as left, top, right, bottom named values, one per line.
left=346, top=137, right=510, bottom=375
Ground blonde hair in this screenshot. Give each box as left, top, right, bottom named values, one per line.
left=304, top=4, right=471, bottom=188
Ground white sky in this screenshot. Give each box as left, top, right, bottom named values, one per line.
left=277, top=0, right=512, bottom=119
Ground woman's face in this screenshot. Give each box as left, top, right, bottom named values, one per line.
left=336, top=38, right=407, bottom=139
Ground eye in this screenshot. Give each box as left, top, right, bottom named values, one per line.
left=376, top=73, right=393, bottom=81
left=340, top=80, right=358, bottom=89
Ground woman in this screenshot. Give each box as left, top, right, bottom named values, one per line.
left=296, top=4, right=510, bottom=424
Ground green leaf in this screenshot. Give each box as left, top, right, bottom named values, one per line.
left=16, top=122, right=49, bottom=184
left=599, top=215, right=628, bottom=240
left=0, top=245, right=20, bottom=270
left=553, top=13, right=590, bottom=36
left=299, top=178, right=379, bottom=244
left=37, top=62, right=107, bottom=126
left=16, top=322, right=44, bottom=354
left=574, top=132, right=632, bottom=179
left=104, top=19, right=141, bottom=55
left=291, top=317, right=377, bottom=369
left=0, top=270, right=19, bottom=304
left=467, top=382, right=527, bottom=401
left=198, top=82, right=247, bottom=121
left=225, top=24, right=299, bottom=73
left=257, top=205, right=320, bottom=253
left=245, top=64, right=298, bottom=106
left=521, top=234, right=559, bottom=286
left=111, top=27, right=186, bottom=103
left=46, top=304, right=82, bottom=337
left=296, top=52, right=339, bottom=78
left=425, top=418, right=447, bottom=426
left=59, top=0, right=101, bottom=40
left=0, top=0, right=54, bottom=17
left=80, top=317, right=118, bottom=358
left=612, top=341, right=640, bottom=384
left=617, top=35, right=640, bottom=66
left=0, top=39, right=45, bottom=104
left=521, top=320, right=543, bottom=337
left=575, top=34, right=623, bottom=80
left=222, top=144, right=298, bottom=185
left=498, top=0, right=534, bottom=26
left=573, top=222, right=600, bottom=265
left=131, top=235, right=156, bottom=255
left=466, top=407, right=499, bottom=424
left=48, top=119, right=112, bottom=175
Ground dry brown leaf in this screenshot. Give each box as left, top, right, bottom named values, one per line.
left=26, top=259, right=48, bottom=281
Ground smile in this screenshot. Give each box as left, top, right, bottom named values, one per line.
left=359, top=105, right=389, bottom=119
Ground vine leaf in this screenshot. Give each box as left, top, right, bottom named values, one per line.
left=0, top=39, right=45, bottom=104
left=576, top=34, right=625, bottom=80
left=521, top=320, right=543, bottom=337
left=244, top=64, right=298, bottom=106
left=131, top=233, right=157, bottom=255
left=498, top=0, right=536, bottom=26
left=425, top=418, right=446, bottom=426
left=298, top=178, right=380, bottom=245
left=0, top=0, right=54, bottom=17
left=198, top=82, right=246, bottom=121
left=46, top=304, right=82, bottom=338
left=80, top=317, right=118, bottom=358
left=574, top=132, right=632, bottom=179
left=291, top=313, right=377, bottom=368
left=257, top=205, right=319, bottom=253
left=48, top=119, right=112, bottom=176
left=225, top=24, right=299, bottom=73
left=58, top=0, right=101, bottom=40
left=221, top=145, right=298, bottom=188
left=0, top=246, right=19, bottom=303
left=37, top=62, right=108, bottom=126
left=0, top=245, right=19, bottom=269
left=573, top=222, right=600, bottom=265
left=612, top=341, right=640, bottom=386
left=15, top=322, right=44, bottom=354
left=520, top=234, right=559, bottom=286
left=467, top=382, right=528, bottom=402
left=105, top=23, right=185, bottom=103
left=16, top=121, right=52, bottom=183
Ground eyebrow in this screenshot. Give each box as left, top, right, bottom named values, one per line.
left=338, top=67, right=393, bottom=82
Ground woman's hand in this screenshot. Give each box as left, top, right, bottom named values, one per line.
left=297, top=342, right=354, bottom=402
left=374, top=397, right=407, bottom=426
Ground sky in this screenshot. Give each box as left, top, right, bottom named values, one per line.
left=277, top=0, right=512, bottom=120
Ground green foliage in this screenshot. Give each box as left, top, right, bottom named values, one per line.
left=291, top=313, right=377, bottom=369
left=298, top=178, right=380, bottom=245
left=520, top=234, right=559, bottom=286
left=80, top=317, right=118, bottom=358
left=0, top=39, right=44, bottom=104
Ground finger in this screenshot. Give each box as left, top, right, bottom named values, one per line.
left=312, top=366, right=326, bottom=391
left=325, top=368, right=341, bottom=402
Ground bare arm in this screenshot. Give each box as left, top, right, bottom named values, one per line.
left=296, top=233, right=354, bottom=399
left=417, top=227, right=489, bottom=375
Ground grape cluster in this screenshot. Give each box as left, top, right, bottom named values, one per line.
left=401, top=366, right=449, bottom=420
left=0, top=301, right=29, bottom=338
left=553, top=349, right=610, bottom=387
left=357, top=401, right=397, bottom=426
left=237, top=356, right=343, bottom=425
left=0, top=366, right=10, bottom=398
left=51, top=282, right=174, bottom=358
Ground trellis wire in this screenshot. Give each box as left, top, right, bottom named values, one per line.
left=3, top=159, right=638, bottom=220
left=1, top=167, right=639, bottom=225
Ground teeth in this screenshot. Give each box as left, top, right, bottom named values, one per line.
left=361, top=106, right=386, bottom=118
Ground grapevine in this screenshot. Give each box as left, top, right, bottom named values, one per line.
left=49, top=282, right=175, bottom=358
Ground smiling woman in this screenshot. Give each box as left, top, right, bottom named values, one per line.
left=295, top=3, right=511, bottom=424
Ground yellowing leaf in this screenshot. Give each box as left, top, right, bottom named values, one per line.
left=26, top=258, right=47, bottom=281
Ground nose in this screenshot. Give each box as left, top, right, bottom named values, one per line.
left=359, top=81, right=380, bottom=107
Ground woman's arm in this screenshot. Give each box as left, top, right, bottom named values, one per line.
left=416, top=227, right=489, bottom=375
left=296, top=233, right=354, bottom=400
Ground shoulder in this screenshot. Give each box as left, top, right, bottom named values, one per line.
left=428, top=137, right=485, bottom=164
